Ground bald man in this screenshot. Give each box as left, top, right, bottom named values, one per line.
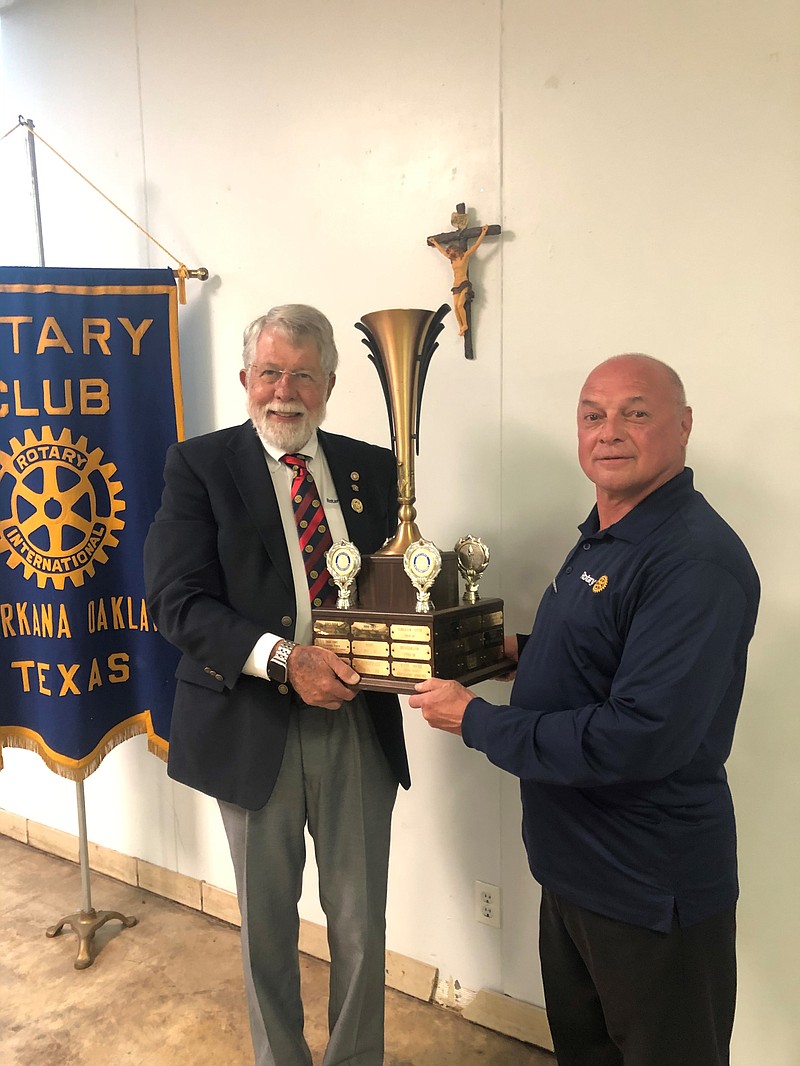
left=410, top=354, right=759, bottom=1066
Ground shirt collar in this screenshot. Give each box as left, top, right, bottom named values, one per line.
left=578, top=467, right=695, bottom=544
left=258, top=429, right=321, bottom=465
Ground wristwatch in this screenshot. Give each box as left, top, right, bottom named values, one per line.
left=266, top=639, right=297, bottom=684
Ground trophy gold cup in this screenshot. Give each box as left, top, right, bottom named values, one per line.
left=311, top=306, right=510, bottom=693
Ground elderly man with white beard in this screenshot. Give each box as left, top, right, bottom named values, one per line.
left=144, top=305, right=409, bottom=1066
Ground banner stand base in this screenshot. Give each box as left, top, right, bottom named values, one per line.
left=46, top=906, right=138, bottom=970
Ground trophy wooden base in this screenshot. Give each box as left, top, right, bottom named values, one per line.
left=311, top=551, right=512, bottom=694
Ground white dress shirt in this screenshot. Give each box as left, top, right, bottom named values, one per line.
left=242, top=431, right=350, bottom=680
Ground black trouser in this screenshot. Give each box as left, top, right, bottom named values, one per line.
left=539, top=889, right=736, bottom=1066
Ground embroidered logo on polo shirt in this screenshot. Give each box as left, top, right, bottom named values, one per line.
left=580, top=571, right=608, bottom=593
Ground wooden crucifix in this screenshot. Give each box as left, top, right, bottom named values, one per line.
left=427, top=202, right=501, bottom=359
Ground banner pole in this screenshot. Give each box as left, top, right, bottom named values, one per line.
left=77, top=780, right=93, bottom=914
left=20, top=116, right=45, bottom=267
left=19, top=116, right=139, bottom=967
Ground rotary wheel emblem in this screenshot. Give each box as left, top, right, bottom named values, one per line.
left=0, top=427, right=126, bottom=590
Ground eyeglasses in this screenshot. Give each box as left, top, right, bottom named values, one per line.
left=248, top=366, right=324, bottom=387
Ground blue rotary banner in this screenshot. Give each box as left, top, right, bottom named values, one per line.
left=0, top=266, right=183, bottom=779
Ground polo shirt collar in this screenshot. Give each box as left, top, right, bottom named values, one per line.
left=578, top=467, right=695, bottom=544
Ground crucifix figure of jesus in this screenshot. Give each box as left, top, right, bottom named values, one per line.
left=427, top=203, right=501, bottom=358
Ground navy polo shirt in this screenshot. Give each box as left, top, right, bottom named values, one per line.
left=463, top=469, right=759, bottom=932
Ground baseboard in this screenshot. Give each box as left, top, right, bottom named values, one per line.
left=0, top=807, right=552, bottom=1051
left=463, top=988, right=554, bottom=1052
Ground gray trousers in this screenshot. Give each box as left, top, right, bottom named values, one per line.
left=219, top=697, right=397, bottom=1066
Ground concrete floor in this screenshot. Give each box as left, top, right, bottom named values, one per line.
left=1, top=834, right=556, bottom=1065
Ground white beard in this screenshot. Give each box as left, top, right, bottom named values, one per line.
left=247, top=396, right=327, bottom=454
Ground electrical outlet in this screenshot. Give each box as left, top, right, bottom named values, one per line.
left=474, top=880, right=501, bottom=928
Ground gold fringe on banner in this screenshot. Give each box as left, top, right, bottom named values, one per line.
left=0, top=713, right=168, bottom=781
left=147, top=733, right=169, bottom=765
left=6, top=117, right=208, bottom=303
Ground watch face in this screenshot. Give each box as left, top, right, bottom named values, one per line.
left=269, top=641, right=293, bottom=683
left=268, top=658, right=286, bottom=683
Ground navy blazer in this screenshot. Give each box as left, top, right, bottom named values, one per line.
left=144, top=422, right=409, bottom=810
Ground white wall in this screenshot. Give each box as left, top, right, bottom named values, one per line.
left=1, top=1, right=798, bottom=1061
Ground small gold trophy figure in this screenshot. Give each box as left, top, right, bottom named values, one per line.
left=403, top=539, right=443, bottom=613
left=454, top=535, right=491, bottom=604
left=326, top=541, right=361, bottom=610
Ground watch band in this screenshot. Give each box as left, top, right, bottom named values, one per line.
left=267, top=639, right=297, bottom=684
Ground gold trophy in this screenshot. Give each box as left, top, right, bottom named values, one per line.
left=326, top=541, right=361, bottom=609
left=403, top=539, right=443, bottom=613
left=454, top=535, right=490, bottom=604
left=311, top=306, right=509, bottom=693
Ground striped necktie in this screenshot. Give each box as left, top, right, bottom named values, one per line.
left=280, top=453, right=336, bottom=607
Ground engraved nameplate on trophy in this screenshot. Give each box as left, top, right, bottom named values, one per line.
left=311, top=306, right=511, bottom=694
